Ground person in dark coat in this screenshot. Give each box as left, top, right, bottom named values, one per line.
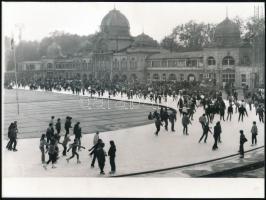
left=73, top=122, right=82, bottom=151
left=46, top=123, right=54, bottom=148
left=97, top=142, right=107, bottom=175
left=177, top=97, right=184, bottom=116
left=239, top=130, right=248, bottom=158
left=212, top=121, right=221, bottom=150
left=256, top=105, right=264, bottom=123
left=6, top=122, right=14, bottom=150
left=251, top=121, right=258, bottom=145
left=108, top=140, right=116, bottom=174
left=226, top=103, right=233, bottom=121
left=148, top=112, right=153, bottom=120
left=219, top=103, right=226, bottom=121
left=8, top=121, right=18, bottom=151
left=182, top=113, right=191, bottom=135
left=64, top=116, right=72, bottom=136
left=198, top=122, right=212, bottom=143
left=162, top=108, right=169, bottom=131
left=55, top=118, right=61, bottom=142
left=89, top=139, right=103, bottom=167
left=238, top=105, right=248, bottom=122
left=154, top=117, right=163, bottom=136
left=66, top=138, right=85, bottom=164
left=169, top=110, right=177, bottom=132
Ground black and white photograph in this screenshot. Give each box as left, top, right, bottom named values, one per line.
left=2, top=1, right=265, bottom=198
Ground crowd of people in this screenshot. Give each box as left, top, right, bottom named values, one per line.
left=5, top=76, right=264, bottom=175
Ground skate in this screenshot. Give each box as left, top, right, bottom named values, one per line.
left=66, top=158, right=70, bottom=163
left=52, top=164, right=56, bottom=168
left=43, top=164, right=47, bottom=170
left=77, top=160, right=81, bottom=164
left=13, top=149, right=18, bottom=152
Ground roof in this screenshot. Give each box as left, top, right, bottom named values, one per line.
left=147, top=51, right=204, bottom=60
left=101, top=9, right=129, bottom=28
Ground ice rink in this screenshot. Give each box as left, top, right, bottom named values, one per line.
left=3, top=87, right=264, bottom=177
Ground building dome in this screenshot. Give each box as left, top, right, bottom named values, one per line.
left=214, top=17, right=241, bottom=47
left=132, top=33, right=158, bottom=48
left=100, top=9, right=130, bottom=37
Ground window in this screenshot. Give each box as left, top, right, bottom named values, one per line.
left=162, top=74, right=166, bottom=81
left=207, top=57, right=216, bottom=65
left=161, top=60, right=167, bottom=67
left=47, top=63, right=53, bottom=69
left=180, top=74, right=184, bottom=81
left=151, top=61, right=160, bottom=67
left=242, top=56, right=250, bottom=65
left=199, top=74, right=203, bottom=81
left=241, top=74, right=247, bottom=83
left=169, top=73, right=176, bottom=81
left=222, top=73, right=235, bottom=83
left=186, top=59, right=197, bottom=67
left=147, top=73, right=151, bottom=82
left=222, top=56, right=235, bottom=65
left=153, top=74, right=159, bottom=80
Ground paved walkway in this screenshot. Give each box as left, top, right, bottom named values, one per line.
left=3, top=86, right=264, bottom=177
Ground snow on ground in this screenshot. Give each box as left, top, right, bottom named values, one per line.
left=3, top=86, right=264, bottom=177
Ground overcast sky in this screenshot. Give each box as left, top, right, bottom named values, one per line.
left=2, top=2, right=265, bottom=43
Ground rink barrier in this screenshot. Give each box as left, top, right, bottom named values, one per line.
left=111, top=146, right=264, bottom=177
left=199, top=160, right=264, bottom=177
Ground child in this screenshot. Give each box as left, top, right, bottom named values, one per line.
left=66, top=139, right=85, bottom=164
left=108, top=140, right=116, bottom=174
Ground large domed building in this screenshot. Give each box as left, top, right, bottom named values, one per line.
left=213, top=17, right=241, bottom=47
left=14, top=9, right=262, bottom=89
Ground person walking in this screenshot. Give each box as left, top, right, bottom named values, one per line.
left=8, top=121, right=18, bottom=151
left=162, top=108, right=169, bottom=131
left=64, top=116, right=72, bottom=136
left=226, top=103, right=233, bottom=121
left=212, top=122, right=221, bottom=150
left=251, top=121, right=258, bottom=146
left=50, top=116, right=55, bottom=128
left=55, top=118, right=61, bottom=142
left=256, top=105, right=264, bottom=123
left=43, top=138, right=59, bottom=169
left=73, top=122, right=82, bottom=151
left=59, top=135, right=71, bottom=156
left=39, top=134, right=48, bottom=164
left=238, top=104, right=248, bottom=122
left=169, top=110, right=177, bottom=132
left=154, top=117, right=163, bottom=136
left=66, top=138, right=85, bottom=164
left=89, top=138, right=103, bottom=168
left=97, top=142, right=107, bottom=175
left=182, top=113, right=191, bottom=135
left=198, top=122, right=212, bottom=143
left=239, top=130, right=248, bottom=158
left=46, top=123, right=54, bottom=148
left=6, top=122, right=14, bottom=150
left=199, top=114, right=207, bottom=129
left=108, top=140, right=116, bottom=174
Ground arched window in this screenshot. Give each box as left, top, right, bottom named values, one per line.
left=153, top=73, right=159, bottom=81
left=147, top=73, right=151, bottom=82
left=162, top=74, right=166, bottom=81
left=222, top=56, right=235, bottom=65
left=47, top=63, right=53, bottom=69
left=207, top=57, right=216, bottom=65
left=169, top=73, right=176, bottom=81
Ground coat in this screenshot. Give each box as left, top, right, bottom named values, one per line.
left=251, top=125, right=258, bottom=135
left=108, top=145, right=116, bottom=158
left=97, top=147, right=106, bottom=164
left=214, top=125, right=221, bottom=139
left=182, top=115, right=190, bottom=126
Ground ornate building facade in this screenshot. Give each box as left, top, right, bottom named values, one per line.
left=10, top=8, right=262, bottom=89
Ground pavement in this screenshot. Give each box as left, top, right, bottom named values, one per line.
left=2, top=86, right=265, bottom=177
